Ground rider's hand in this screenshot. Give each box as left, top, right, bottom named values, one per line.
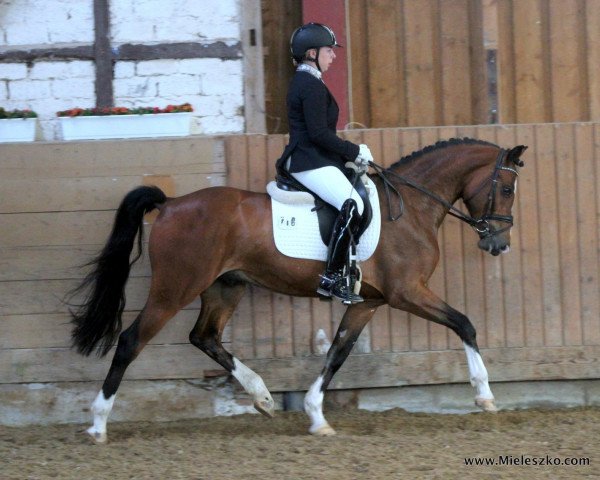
left=355, top=144, right=373, bottom=167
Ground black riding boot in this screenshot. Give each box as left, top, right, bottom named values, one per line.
left=317, top=199, right=364, bottom=304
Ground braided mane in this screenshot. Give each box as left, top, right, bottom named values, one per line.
left=389, top=137, right=498, bottom=169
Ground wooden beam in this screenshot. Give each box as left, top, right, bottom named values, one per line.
left=114, top=41, right=242, bottom=61
left=93, top=0, right=113, bottom=107
left=0, top=42, right=242, bottom=63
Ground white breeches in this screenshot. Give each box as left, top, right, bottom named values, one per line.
left=291, top=166, right=364, bottom=214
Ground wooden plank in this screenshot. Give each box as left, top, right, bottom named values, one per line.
left=548, top=0, right=587, bottom=122
left=366, top=0, right=403, bottom=127
left=0, top=309, right=216, bottom=349
left=0, top=174, right=223, bottom=214
left=230, top=286, right=254, bottom=359
left=404, top=0, right=440, bottom=126
left=0, top=137, right=224, bottom=179
left=231, top=345, right=600, bottom=392
left=225, top=135, right=249, bottom=190
left=0, top=277, right=201, bottom=316
left=4, top=344, right=600, bottom=389
left=468, top=0, right=489, bottom=124
left=272, top=292, right=293, bottom=358
left=587, top=1, right=600, bottom=121
left=439, top=0, right=473, bottom=125
left=496, top=0, right=516, bottom=123
left=1, top=344, right=220, bottom=384
left=251, top=286, right=274, bottom=359
left=514, top=124, right=544, bottom=347
left=247, top=134, right=268, bottom=193
left=266, top=134, right=286, bottom=183
left=291, top=297, right=312, bottom=357
left=1, top=210, right=118, bottom=247
left=555, top=124, right=582, bottom=346
left=310, top=298, right=334, bottom=355
left=535, top=123, right=563, bottom=346
left=511, top=0, right=550, bottom=123
left=574, top=123, right=600, bottom=346
left=348, top=0, right=370, bottom=127
left=496, top=125, right=525, bottom=347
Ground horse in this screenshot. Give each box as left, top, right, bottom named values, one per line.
left=68, top=137, right=526, bottom=442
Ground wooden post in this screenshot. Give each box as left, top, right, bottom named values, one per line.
left=93, top=0, right=113, bottom=108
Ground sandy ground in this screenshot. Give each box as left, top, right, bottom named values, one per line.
left=1, top=407, right=599, bottom=480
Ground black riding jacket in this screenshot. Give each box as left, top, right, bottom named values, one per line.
left=276, top=69, right=360, bottom=173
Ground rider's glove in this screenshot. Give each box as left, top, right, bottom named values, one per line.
left=355, top=144, right=373, bottom=168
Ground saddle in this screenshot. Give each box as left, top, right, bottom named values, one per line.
left=273, top=164, right=374, bottom=245
left=267, top=164, right=381, bottom=262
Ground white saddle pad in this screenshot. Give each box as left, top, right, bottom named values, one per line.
left=267, top=177, right=381, bottom=261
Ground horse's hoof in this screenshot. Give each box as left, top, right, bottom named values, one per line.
left=85, top=426, right=107, bottom=444
left=254, top=399, right=275, bottom=418
left=475, top=397, right=498, bottom=412
left=310, top=423, right=337, bottom=436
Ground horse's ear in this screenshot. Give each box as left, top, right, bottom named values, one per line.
left=508, top=145, right=527, bottom=167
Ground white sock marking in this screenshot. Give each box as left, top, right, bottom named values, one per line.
left=464, top=343, right=494, bottom=400
left=232, top=358, right=273, bottom=407
left=304, top=376, right=327, bottom=432
left=87, top=390, right=115, bottom=441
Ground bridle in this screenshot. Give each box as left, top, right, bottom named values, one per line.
left=369, top=148, right=520, bottom=239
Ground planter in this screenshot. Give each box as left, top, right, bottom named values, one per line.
left=59, top=112, right=192, bottom=140
left=0, top=117, right=38, bottom=143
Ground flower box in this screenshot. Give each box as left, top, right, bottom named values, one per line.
left=59, top=112, right=192, bottom=140
left=0, top=117, right=38, bottom=143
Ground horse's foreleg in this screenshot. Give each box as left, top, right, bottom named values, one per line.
left=189, top=275, right=275, bottom=417
left=398, top=285, right=496, bottom=412
left=305, top=301, right=380, bottom=435
left=87, top=301, right=179, bottom=443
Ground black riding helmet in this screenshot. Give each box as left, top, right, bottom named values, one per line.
left=290, top=22, right=341, bottom=71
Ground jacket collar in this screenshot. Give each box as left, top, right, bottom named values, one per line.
left=296, top=63, right=322, bottom=81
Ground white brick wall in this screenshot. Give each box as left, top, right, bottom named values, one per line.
left=1, top=0, right=246, bottom=140
left=1, top=0, right=94, bottom=45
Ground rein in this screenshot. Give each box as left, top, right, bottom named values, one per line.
left=369, top=148, right=517, bottom=238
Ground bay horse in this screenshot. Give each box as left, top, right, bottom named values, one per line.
left=69, top=138, right=526, bottom=442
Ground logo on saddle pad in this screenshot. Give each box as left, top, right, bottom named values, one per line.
left=267, top=178, right=381, bottom=262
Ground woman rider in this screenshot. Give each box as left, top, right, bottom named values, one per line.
left=276, top=23, right=373, bottom=304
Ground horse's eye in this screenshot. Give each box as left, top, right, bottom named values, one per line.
left=501, top=185, right=513, bottom=197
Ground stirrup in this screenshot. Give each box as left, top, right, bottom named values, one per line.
left=331, top=281, right=364, bottom=305
left=316, top=272, right=339, bottom=298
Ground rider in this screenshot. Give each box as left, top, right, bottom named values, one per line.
left=276, top=22, right=373, bottom=304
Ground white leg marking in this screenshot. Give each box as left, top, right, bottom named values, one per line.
left=464, top=343, right=497, bottom=411
left=86, top=390, right=115, bottom=443
left=232, top=357, right=274, bottom=417
left=304, top=376, right=335, bottom=435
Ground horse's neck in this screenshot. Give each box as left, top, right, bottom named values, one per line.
left=389, top=148, right=491, bottom=229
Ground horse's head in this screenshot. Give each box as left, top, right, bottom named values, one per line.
left=463, top=145, right=527, bottom=256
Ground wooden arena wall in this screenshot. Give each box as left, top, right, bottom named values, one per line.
left=2, top=122, right=600, bottom=392
left=348, top=0, right=600, bottom=128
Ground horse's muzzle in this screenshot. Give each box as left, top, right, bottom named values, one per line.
left=478, top=235, right=510, bottom=256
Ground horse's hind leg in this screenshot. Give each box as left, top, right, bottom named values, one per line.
left=189, top=274, right=275, bottom=417
left=305, top=301, right=380, bottom=435
left=398, top=285, right=496, bottom=412
left=87, top=300, right=180, bottom=443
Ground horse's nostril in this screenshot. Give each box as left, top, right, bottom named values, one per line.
left=500, top=245, right=510, bottom=254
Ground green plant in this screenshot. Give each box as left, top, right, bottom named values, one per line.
left=0, top=108, right=37, bottom=119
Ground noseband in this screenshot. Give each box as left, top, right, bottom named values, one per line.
left=466, top=148, right=519, bottom=239
left=370, top=148, right=519, bottom=238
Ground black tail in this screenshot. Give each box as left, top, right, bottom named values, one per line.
left=68, top=185, right=167, bottom=357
